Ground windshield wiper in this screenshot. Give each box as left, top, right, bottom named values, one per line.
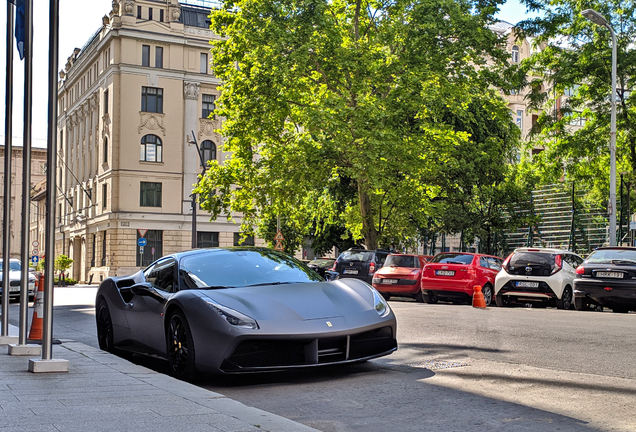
left=611, top=259, right=636, bottom=265
left=242, top=281, right=302, bottom=288
left=202, top=285, right=234, bottom=290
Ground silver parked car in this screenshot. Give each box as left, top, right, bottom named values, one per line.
left=0, top=259, right=36, bottom=301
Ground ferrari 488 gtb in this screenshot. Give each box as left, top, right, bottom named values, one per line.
left=95, top=247, right=397, bottom=381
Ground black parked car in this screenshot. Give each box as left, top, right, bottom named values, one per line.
left=333, top=248, right=390, bottom=284
left=573, top=247, right=636, bottom=313
left=307, top=257, right=336, bottom=277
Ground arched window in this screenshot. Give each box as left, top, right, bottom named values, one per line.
left=103, top=137, right=108, bottom=164
left=200, top=140, right=216, bottom=166
left=140, top=134, right=162, bottom=162
left=511, top=45, right=520, bottom=63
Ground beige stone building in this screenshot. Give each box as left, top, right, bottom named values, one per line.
left=56, top=0, right=262, bottom=283
left=0, top=144, right=47, bottom=260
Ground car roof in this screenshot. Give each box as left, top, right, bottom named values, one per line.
left=593, top=246, right=636, bottom=251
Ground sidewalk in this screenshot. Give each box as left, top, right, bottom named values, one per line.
left=1, top=325, right=319, bottom=432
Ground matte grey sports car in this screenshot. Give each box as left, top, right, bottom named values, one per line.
left=95, top=247, right=397, bottom=381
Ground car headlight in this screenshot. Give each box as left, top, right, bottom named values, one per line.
left=203, top=298, right=259, bottom=329
left=371, top=286, right=390, bottom=317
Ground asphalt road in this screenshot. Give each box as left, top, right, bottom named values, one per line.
left=7, top=287, right=636, bottom=431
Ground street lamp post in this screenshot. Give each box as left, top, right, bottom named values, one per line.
left=581, top=9, right=617, bottom=246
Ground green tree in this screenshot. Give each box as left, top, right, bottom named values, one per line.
left=515, top=1, right=636, bottom=205
left=54, top=255, right=73, bottom=276
left=197, top=0, right=514, bottom=250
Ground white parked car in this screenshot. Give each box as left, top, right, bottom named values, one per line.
left=0, top=259, right=36, bottom=301
left=494, top=248, right=584, bottom=309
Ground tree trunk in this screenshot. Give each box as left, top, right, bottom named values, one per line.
left=358, top=181, right=378, bottom=250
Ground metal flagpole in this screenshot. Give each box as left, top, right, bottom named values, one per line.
left=1, top=0, right=16, bottom=343
left=29, top=0, right=68, bottom=372
left=18, top=0, right=33, bottom=347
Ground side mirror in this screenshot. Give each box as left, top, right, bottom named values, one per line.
left=131, top=283, right=154, bottom=297
left=324, top=271, right=339, bottom=282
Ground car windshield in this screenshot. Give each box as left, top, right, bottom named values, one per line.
left=586, top=249, right=636, bottom=264
left=339, top=251, right=373, bottom=262
left=385, top=255, right=417, bottom=268
left=430, top=253, right=474, bottom=265
left=0, top=261, right=21, bottom=271
left=179, top=249, right=323, bottom=289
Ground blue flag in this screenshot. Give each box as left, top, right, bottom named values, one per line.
left=15, top=0, right=25, bottom=60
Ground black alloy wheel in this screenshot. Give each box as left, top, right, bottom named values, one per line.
left=422, top=291, right=438, bottom=304
left=556, top=286, right=573, bottom=310
left=482, top=284, right=493, bottom=306
left=167, top=310, right=199, bottom=382
left=96, top=298, right=114, bottom=352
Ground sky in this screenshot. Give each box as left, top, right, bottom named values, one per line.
left=0, top=0, right=537, bottom=147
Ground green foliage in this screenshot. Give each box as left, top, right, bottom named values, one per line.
left=54, top=255, right=73, bottom=273
left=197, top=0, right=519, bottom=251
left=515, top=0, right=636, bottom=207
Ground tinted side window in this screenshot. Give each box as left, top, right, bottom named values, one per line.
left=376, top=253, right=388, bottom=266
left=144, top=258, right=175, bottom=293
left=488, top=258, right=502, bottom=271
left=479, top=257, right=489, bottom=268
left=563, top=254, right=577, bottom=268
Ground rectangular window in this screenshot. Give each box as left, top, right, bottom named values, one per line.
left=102, top=183, right=107, bottom=208
left=516, top=110, right=523, bottom=130
left=155, top=46, right=163, bottom=68
left=140, top=182, right=162, bottom=207
left=200, top=53, right=208, bottom=74
left=104, top=89, right=109, bottom=114
left=197, top=231, right=219, bottom=248
left=142, top=45, right=150, bottom=67
left=149, top=8, right=153, bottom=20
left=233, top=233, right=255, bottom=246
left=137, top=5, right=142, bottom=19
left=141, top=87, right=163, bottom=113
left=160, top=9, right=164, bottom=22
left=101, top=231, right=107, bottom=266
left=137, top=230, right=163, bottom=267
left=202, top=94, right=215, bottom=119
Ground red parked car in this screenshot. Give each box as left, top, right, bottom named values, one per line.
left=420, top=252, right=503, bottom=306
left=372, top=254, right=431, bottom=302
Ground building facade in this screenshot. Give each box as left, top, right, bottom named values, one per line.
left=0, top=145, right=47, bottom=260
left=56, top=0, right=262, bottom=283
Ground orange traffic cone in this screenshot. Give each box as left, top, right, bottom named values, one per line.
left=28, top=275, right=45, bottom=341
left=472, top=285, right=487, bottom=309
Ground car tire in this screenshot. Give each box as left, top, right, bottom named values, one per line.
left=414, top=290, right=424, bottom=303
left=495, top=294, right=509, bottom=308
left=556, top=286, right=573, bottom=310
left=96, top=297, right=115, bottom=353
left=612, top=306, right=630, bottom=314
left=167, top=309, right=199, bottom=382
left=482, top=284, right=493, bottom=306
left=422, top=291, right=438, bottom=304
left=574, top=296, right=593, bottom=311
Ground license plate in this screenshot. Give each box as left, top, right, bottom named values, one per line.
left=596, top=272, right=623, bottom=279
left=435, top=270, right=455, bottom=276
left=382, top=279, right=398, bottom=284
left=343, top=269, right=358, bottom=275
left=516, top=281, right=539, bottom=288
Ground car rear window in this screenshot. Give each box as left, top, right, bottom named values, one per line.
left=339, top=251, right=374, bottom=262
left=510, top=252, right=555, bottom=267
left=385, top=255, right=418, bottom=268
left=309, top=258, right=335, bottom=266
left=586, top=249, right=636, bottom=264
left=429, top=253, right=474, bottom=264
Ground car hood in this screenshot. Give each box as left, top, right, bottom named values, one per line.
left=198, top=280, right=374, bottom=321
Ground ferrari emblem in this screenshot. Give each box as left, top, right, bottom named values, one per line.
left=326, top=321, right=332, bottom=327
